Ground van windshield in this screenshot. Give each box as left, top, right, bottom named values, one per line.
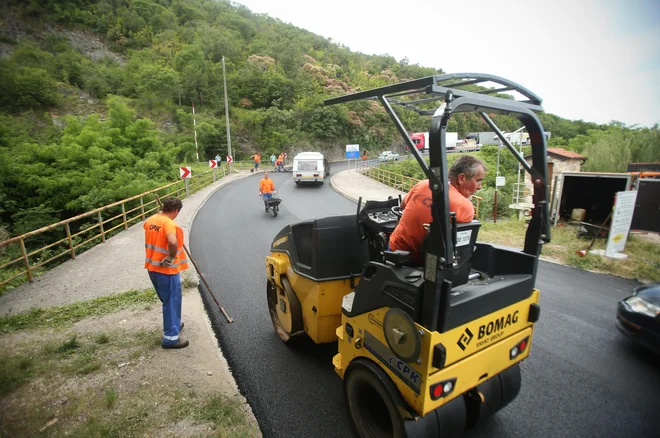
left=298, top=160, right=318, bottom=171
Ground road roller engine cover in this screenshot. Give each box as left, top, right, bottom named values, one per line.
left=265, top=73, right=550, bottom=438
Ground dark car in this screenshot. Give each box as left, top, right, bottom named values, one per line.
left=616, top=283, right=660, bottom=354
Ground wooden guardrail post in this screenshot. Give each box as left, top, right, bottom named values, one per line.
left=19, top=238, right=33, bottom=283
left=65, top=223, right=75, bottom=259
left=98, top=211, right=106, bottom=242
left=121, top=202, right=128, bottom=230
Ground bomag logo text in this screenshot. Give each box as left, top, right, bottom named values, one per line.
left=478, top=311, right=519, bottom=339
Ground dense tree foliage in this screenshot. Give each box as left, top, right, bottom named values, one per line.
left=1, top=0, right=657, bottom=236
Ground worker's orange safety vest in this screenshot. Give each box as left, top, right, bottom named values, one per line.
left=144, top=214, right=189, bottom=274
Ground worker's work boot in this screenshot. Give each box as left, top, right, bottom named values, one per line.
left=162, top=338, right=189, bottom=349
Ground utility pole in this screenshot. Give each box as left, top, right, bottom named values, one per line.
left=494, top=142, right=500, bottom=223
left=192, top=103, right=199, bottom=162
left=222, top=56, right=232, bottom=173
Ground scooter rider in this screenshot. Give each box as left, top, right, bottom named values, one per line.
left=259, top=172, right=276, bottom=211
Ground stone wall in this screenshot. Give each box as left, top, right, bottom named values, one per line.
left=523, top=156, right=582, bottom=204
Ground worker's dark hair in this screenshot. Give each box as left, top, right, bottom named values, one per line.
left=162, top=197, right=183, bottom=213
left=448, top=155, right=487, bottom=180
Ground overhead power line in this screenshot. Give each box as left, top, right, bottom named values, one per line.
left=173, top=0, right=211, bottom=50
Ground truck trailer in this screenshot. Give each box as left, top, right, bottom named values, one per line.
left=409, top=132, right=458, bottom=151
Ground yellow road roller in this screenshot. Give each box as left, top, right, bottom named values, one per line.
left=266, top=73, right=550, bottom=437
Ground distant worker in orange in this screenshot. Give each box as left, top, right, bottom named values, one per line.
left=389, top=155, right=486, bottom=264
left=361, top=150, right=368, bottom=161
left=259, top=172, right=276, bottom=212
left=250, top=152, right=261, bottom=171
left=144, top=197, right=189, bottom=349
left=276, top=153, right=285, bottom=172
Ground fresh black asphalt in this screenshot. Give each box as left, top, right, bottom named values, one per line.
left=190, top=162, right=659, bottom=438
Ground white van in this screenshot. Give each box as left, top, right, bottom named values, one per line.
left=292, top=152, right=327, bottom=185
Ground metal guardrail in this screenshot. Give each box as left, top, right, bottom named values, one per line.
left=355, top=159, right=381, bottom=172
left=362, top=166, right=420, bottom=192
left=0, top=164, right=232, bottom=288
left=359, top=165, right=483, bottom=219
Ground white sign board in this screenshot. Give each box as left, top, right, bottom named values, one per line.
left=179, top=167, right=192, bottom=179
left=496, top=176, right=506, bottom=187
left=456, top=230, right=472, bottom=247
left=346, top=144, right=360, bottom=159
left=605, top=190, right=637, bottom=257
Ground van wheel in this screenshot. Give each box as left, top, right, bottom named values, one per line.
left=295, top=181, right=300, bottom=185
left=266, top=278, right=302, bottom=342
left=344, top=359, right=406, bottom=438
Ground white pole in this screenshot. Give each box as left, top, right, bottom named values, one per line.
left=192, top=103, right=199, bottom=162
left=222, top=56, right=232, bottom=173
left=515, top=136, right=522, bottom=203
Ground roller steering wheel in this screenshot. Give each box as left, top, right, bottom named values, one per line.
left=391, top=206, right=403, bottom=218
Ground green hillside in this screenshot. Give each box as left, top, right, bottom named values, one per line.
left=0, top=0, right=658, bottom=235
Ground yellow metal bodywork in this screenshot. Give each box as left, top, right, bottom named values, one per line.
left=266, top=252, right=357, bottom=344
left=334, top=289, right=540, bottom=417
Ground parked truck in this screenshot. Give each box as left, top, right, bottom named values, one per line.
left=465, top=131, right=500, bottom=146
left=408, top=132, right=458, bottom=152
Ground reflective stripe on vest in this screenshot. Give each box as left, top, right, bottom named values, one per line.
left=144, top=215, right=189, bottom=274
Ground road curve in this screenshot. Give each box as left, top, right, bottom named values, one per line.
left=190, top=163, right=659, bottom=438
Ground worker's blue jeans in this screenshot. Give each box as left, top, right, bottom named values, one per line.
left=148, top=271, right=182, bottom=347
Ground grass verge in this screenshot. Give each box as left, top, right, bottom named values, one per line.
left=0, top=289, right=158, bottom=333
left=1, top=312, right=258, bottom=437
left=479, top=220, right=660, bottom=282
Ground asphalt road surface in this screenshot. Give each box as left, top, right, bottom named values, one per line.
left=190, top=162, right=659, bottom=438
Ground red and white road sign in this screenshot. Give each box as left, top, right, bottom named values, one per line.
left=226, top=156, right=233, bottom=163
left=209, top=160, right=218, bottom=168
left=179, top=167, right=192, bottom=178
left=283, top=153, right=287, bottom=158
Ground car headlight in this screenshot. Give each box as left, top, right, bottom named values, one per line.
left=626, top=296, right=660, bottom=317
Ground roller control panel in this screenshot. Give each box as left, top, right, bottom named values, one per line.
left=367, top=210, right=399, bottom=224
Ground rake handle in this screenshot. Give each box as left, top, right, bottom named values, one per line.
left=154, top=194, right=233, bottom=323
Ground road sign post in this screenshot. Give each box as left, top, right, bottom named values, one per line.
left=180, top=167, right=192, bottom=198
left=346, top=144, right=359, bottom=171
left=210, top=159, right=218, bottom=182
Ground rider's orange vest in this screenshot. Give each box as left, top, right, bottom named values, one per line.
left=144, top=214, right=189, bottom=274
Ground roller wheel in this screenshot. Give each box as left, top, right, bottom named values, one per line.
left=498, top=363, right=521, bottom=411
left=344, top=359, right=406, bottom=438
left=464, top=364, right=521, bottom=430
left=266, top=277, right=302, bottom=343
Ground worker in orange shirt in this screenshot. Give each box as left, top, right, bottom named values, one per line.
left=389, top=155, right=486, bottom=265
left=250, top=153, right=261, bottom=171
left=276, top=153, right=285, bottom=172
left=259, top=172, right=276, bottom=212
left=144, top=197, right=190, bottom=349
